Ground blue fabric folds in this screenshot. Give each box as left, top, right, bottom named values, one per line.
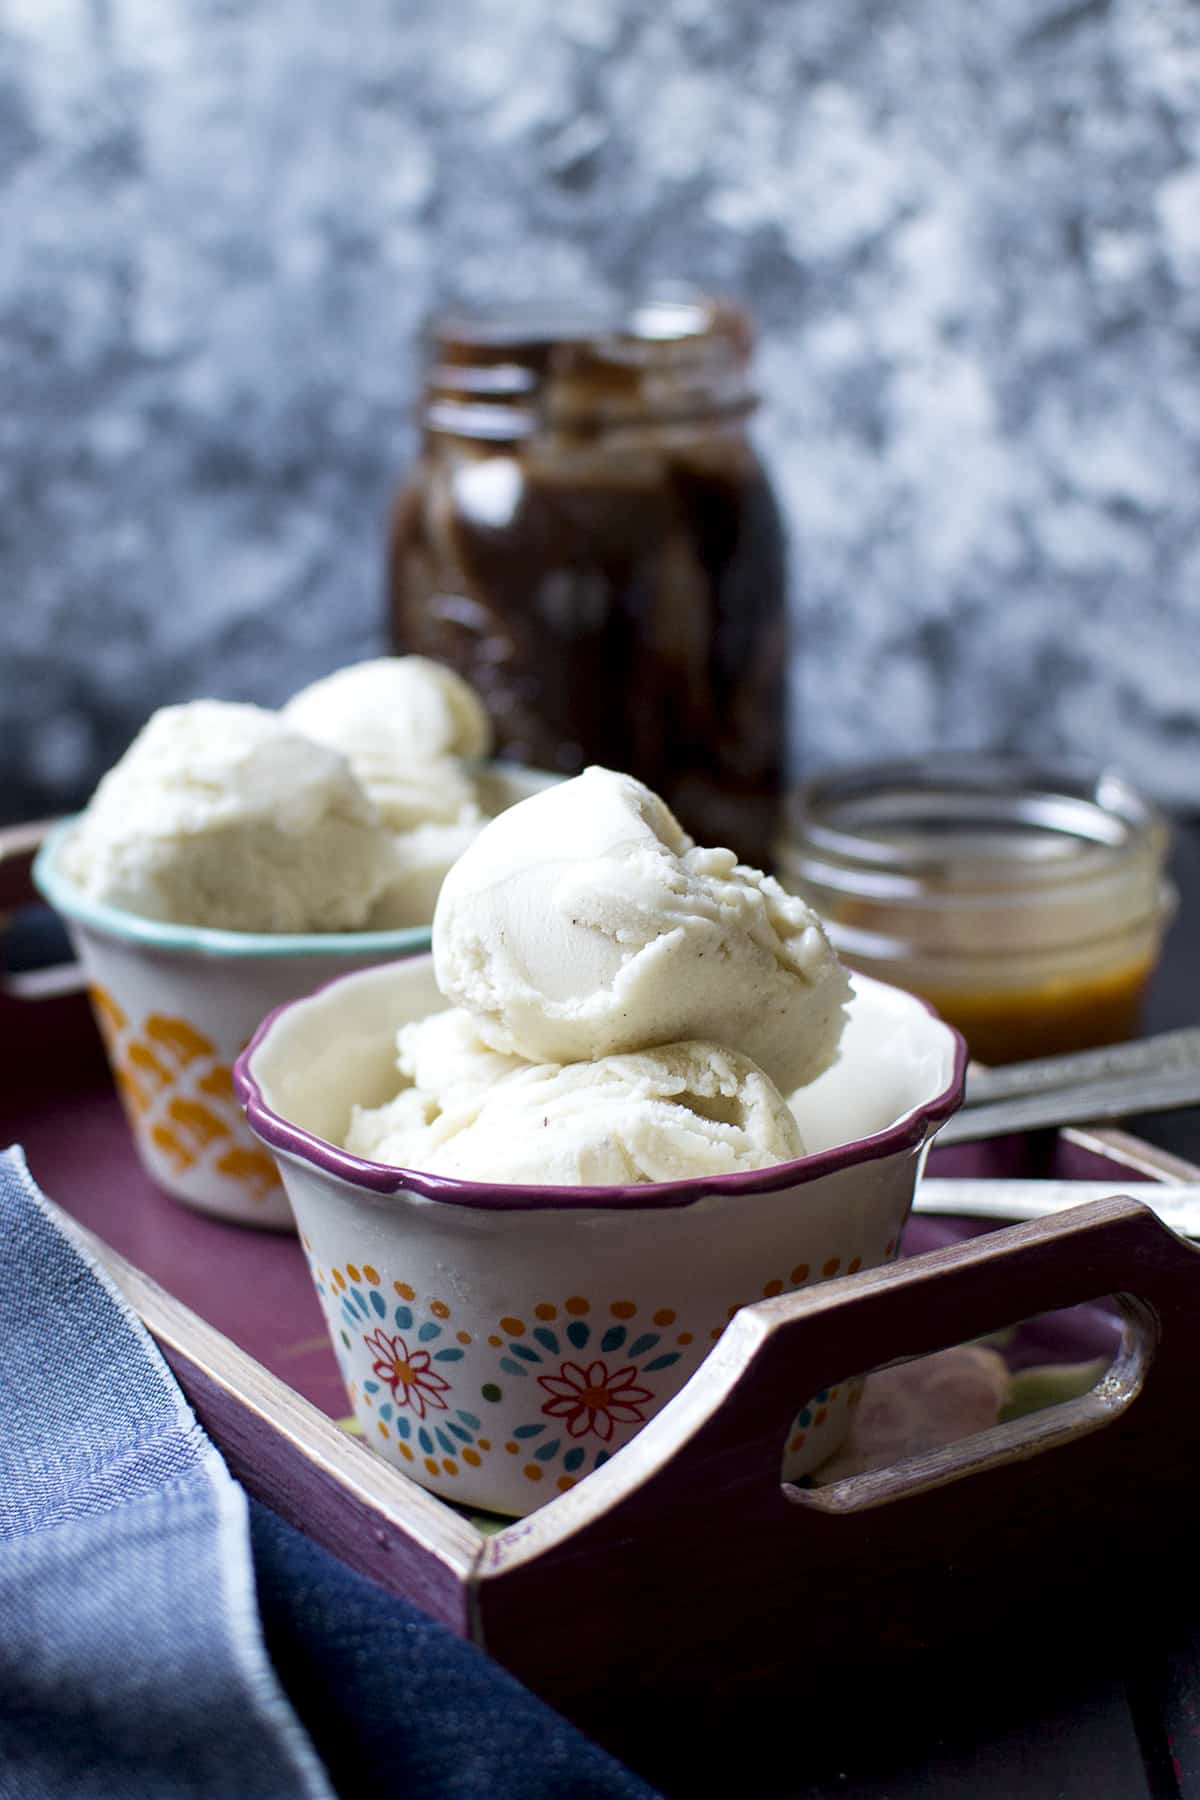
left=0, top=1145, right=663, bottom=1800
left=247, top=1497, right=662, bottom=1800
left=0, top=1145, right=335, bottom=1800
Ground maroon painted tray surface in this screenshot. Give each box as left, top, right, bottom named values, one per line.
left=8, top=820, right=1200, bottom=1749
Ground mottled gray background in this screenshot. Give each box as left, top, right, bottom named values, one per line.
left=2, top=0, right=1199, bottom=825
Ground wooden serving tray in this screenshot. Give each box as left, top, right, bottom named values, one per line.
left=4, top=822, right=1200, bottom=1748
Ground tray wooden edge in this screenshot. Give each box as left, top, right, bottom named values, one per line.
left=12, top=820, right=1200, bottom=1654
left=27, top=1115, right=1200, bottom=1623
left=467, top=1193, right=1200, bottom=1727
left=1062, top=1122, right=1200, bottom=1183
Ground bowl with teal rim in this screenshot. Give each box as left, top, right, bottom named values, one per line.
left=233, top=954, right=966, bottom=1513
left=33, top=762, right=557, bottom=1229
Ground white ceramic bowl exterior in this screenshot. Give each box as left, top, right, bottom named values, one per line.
left=237, top=957, right=965, bottom=1515
left=34, top=764, right=557, bottom=1230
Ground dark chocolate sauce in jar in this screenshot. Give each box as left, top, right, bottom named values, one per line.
left=387, top=294, right=789, bottom=869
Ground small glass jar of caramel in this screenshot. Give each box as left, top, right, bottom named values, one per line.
left=777, top=755, right=1175, bottom=1065
left=387, top=292, right=788, bottom=870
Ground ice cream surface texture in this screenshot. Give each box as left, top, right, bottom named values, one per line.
left=62, top=701, right=394, bottom=933
left=284, top=656, right=492, bottom=822
left=395, top=1007, right=529, bottom=1101
left=285, top=657, right=495, bottom=926
left=346, top=1040, right=805, bottom=1184
left=432, top=766, right=850, bottom=1095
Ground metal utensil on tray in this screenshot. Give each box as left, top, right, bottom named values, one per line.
left=935, top=1027, right=1200, bottom=1145
left=915, top=1177, right=1200, bottom=1240
left=963, top=1026, right=1200, bottom=1108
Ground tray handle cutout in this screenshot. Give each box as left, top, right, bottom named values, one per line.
left=686, top=1197, right=1194, bottom=1508
left=481, top=1200, right=1200, bottom=1708
left=504, top=1196, right=1200, bottom=1571
left=801, top=1289, right=1152, bottom=1514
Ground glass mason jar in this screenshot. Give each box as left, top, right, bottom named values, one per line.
left=387, top=293, right=789, bottom=870
left=777, top=755, right=1175, bottom=1065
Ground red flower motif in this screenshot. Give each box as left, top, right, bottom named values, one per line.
left=537, top=1359, right=654, bottom=1442
left=363, top=1326, right=451, bottom=1420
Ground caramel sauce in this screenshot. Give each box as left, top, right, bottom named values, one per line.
left=783, top=757, right=1171, bottom=1069
left=900, top=957, right=1154, bottom=1066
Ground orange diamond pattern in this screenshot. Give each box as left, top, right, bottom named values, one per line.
left=89, top=985, right=282, bottom=1202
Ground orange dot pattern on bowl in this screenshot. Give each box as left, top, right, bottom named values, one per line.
left=313, top=1250, right=881, bottom=1506
left=486, top=1291, right=691, bottom=1488
left=89, top=986, right=282, bottom=1201
left=310, top=1261, right=488, bottom=1480
left=708, top=1249, right=874, bottom=1342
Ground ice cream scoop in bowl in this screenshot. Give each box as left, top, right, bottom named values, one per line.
left=33, top=671, right=557, bottom=1229
left=234, top=956, right=964, bottom=1514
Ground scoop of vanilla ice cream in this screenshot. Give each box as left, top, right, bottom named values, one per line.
left=62, top=701, right=395, bottom=932
left=345, top=1040, right=804, bottom=1184
left=284, top=657, right=493, bottom=829
left=395, top=1007, right=528, bottom=1098
left=349, top=756, right=481, bottom=834
left=366, top=819, right=487, bottom=929
left=286, top=658, right=493, bottom=923
left=432, top=766, right=850, bottom=1094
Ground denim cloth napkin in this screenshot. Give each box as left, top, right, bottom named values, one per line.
left=0, top=1145, right=662, bottom=1800
left=0, top=1144, right=336, bottom=1800
left=248, top=1498, right=663, bottom=1800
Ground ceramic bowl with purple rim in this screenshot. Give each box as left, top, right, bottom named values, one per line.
left=33, top=763, right=558, bottom=1231
left=234, top=954, right=965, bottom=1516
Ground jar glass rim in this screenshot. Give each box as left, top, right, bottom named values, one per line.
left=782, top=754, right=1169, bottom=904
left=423, top=289, right=757, bottom=436
left=431, top=290, right=750, bottom=358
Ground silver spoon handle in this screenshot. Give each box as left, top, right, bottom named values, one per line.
left=964, top=1027, right=1200, bottom=1109
left=915, top=1177, right=1200, bottom=1240
left=937, top=1063, right=1200, bottom=1144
